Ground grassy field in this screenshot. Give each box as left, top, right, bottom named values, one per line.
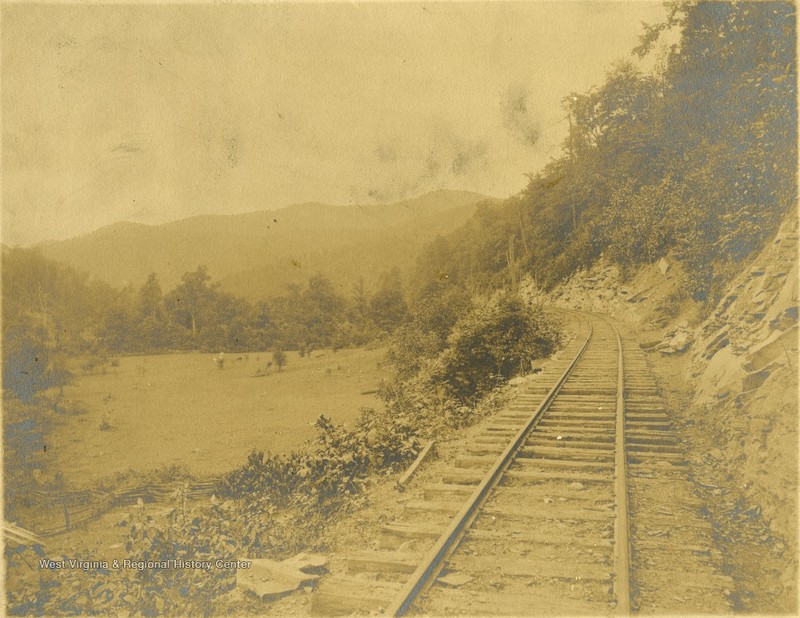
left=50, top=348, right=390, bottom=486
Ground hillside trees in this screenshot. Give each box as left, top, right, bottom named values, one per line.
left=652, top=1, right=796, bottom=293
left=2, top=248, right=119, bottom=354
left=1, top=249, right=117, bottom=517
left=413, top=200, right=524, bottom=295
left=412, top=2, right=795, bottom=302
left=2, top=321, right=70, bottom=403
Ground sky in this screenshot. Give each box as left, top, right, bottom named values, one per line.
left=1, top=1, right=668, bottom=247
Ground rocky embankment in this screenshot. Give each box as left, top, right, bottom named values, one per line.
left=683, top=214, right=798, bottom=611
left=524, top=211, right=798, bottom=613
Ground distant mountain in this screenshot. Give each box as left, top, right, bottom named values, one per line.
left=39, top=190, right=495, bottom=299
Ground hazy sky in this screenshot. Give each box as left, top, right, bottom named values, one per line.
left=2, top=2, right=667, bottom=247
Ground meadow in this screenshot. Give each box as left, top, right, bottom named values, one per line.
left=49, top=348, right=390, bottom=486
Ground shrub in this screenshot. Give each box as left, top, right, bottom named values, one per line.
left=218, top=409, right=421, bottom=511
left=272, top=349, right=287, bottom=371
left=378, top=370, right=512, bottom=438
left=387, top=282, right=472, bottom=378
left=435, top=293, right=560, bottom=400
left=6, top=498, right=244, bottom=616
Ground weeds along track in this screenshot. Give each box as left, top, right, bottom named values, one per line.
left=311, top=313, right=732, bottom=616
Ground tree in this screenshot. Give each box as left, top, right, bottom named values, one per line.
left=165, top=266, right=219, bottom=342
left=387, top=280, right=473, bottom=378
left=370, top=268, right=408, bottom=332
left=251, top=301, right=278, bottom=350
left=349, top=278, right=370, bottom=323
left=99, top=305, right=134, bottom=351
left=407, top=2, right=795, bottom=301
left=272, top=349, right=287, bottom=371
left=302, top=274, right=346, bottom=347
left=134, top=273, right=173, bottom=351
left=137, top=273, right=165, bottom=319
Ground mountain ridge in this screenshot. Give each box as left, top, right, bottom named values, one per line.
left=39, top=189, right=495, bottom=298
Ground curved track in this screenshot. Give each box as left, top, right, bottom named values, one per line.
left=311, top=312, right=732, bottom=616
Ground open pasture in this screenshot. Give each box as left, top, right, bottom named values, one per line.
left=50, top=348, right=390, bottom=486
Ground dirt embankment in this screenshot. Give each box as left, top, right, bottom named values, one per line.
left=525, top=212, right=798, bottom=613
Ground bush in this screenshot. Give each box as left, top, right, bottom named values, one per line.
left=272, top=349, right=287, bottom=371
left=387, top=281, right=472, bottom=378
left=218, top=409, right=421, bottom=511
left=7, top=498, right=244, bottom=616
left=378, top=370, right=513, bottom=438
left=435, top=293, right=560, bottom=400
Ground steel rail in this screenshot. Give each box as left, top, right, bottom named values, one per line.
left=387, top=318, right=594, bottom=616
left=612, top=322, right=632, bottom=614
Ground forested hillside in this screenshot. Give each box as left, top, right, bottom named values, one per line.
left=413, top=2, right=795, bottom=303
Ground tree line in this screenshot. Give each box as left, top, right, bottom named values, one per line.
left=1, top=247, right=409, bottom=403
left=98, top=266, right=407, bottom=355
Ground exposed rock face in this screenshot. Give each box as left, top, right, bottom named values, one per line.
left=692, top=214, right=798, bottom=408
left=521, top=252, right=701, bottom=331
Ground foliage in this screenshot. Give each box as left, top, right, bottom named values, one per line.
left=6, top=498, right=243, bottom=616
left=434, top=294, right=560, bottom=400
left=1, top=249, right=111, bottom=402
left=2, top=322, right=71, bottom=403
left=387, top=280, right=473, bottom=378
left=368, top=268, right=408, bottom=333
left=218, top=409, right=420, bottom=509
left=271, top=349, right=287, bottom=371
left=6, top=6, right=792, bottom=613
left=3, top=397, right=55, bottom=521
left=378, top=370, right=512, bottom=439
left=1, top=248, right=119, bottom=354
left=8, top=414, right=417, bottom=617
left=3, top=281, right=545, bottom=618
left=409, top=2, right=796, bottom=303
left=2, top=243, right=411, bottom=364
left=384, top=290, right=559, bottom=428
left=117, top=269, right=404, bottom=354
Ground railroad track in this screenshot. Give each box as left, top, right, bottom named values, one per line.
left=312, top=312, right=732, bottom=615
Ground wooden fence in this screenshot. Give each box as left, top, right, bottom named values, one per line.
left=18, top=480, right=219, bottom=537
